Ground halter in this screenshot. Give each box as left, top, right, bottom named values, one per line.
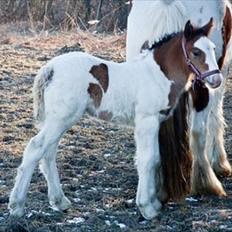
left=181, top=36, right=221, bottom=88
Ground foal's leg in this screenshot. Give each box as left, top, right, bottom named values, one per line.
left=155, top=164, right=168, bottom=204
left=8, top=122, right=68, bottom=217
left=190, top=107, right=226, bottom=196
left=39, top=142, right=71, bottom=211
left=207, top=87, right=231, bottom=176
left=135, top=114, right=161, bottom=220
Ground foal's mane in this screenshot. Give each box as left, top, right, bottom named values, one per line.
left=149, top=32, right=180, bottom=50
left=149, top=26, right=209, bottom=51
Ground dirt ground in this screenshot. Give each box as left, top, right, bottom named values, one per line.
left=0, top=26, right=232, bottom=232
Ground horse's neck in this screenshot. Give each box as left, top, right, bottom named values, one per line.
left=153, top=37, right=191, bottom=107
left=183, top=0, right=224, bottom=26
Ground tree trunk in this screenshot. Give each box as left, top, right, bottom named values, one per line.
left=96, top=0, right=103, bottom=20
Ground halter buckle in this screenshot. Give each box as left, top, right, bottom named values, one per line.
left=186, top=59, right=191, bottom=66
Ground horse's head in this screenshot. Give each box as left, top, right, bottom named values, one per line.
left=183, top=18, right=222, bottom=89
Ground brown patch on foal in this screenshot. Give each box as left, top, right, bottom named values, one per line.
left=89, top=63, right=109, bottom=92
left=154, top=38, right=189, bottom=109
left=218, top=6, right=232, bottom=69
left=87, top=83, right=103, bottom=108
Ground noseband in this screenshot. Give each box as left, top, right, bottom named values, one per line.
left=181, top=36, right=221, bottom=86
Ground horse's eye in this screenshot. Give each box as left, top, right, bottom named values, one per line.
left=192, top=49, right=201, bottom=57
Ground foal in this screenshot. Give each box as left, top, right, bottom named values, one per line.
left=9, top=20, right=222, bottom=220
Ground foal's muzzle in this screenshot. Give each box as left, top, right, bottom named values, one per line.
left=205, top=73, right=223, bottom=89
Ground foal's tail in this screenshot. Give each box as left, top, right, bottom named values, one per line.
left=33, top=65, right=54, bottom=128
left=159, top=92, right=193, bottom=201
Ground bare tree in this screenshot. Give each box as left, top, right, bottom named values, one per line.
left=83, top=0, right=91, bottom=22
left=0, top=0, right=129, bottom=32
left=96, top=0, right=103, bottom=20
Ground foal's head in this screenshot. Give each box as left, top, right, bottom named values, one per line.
left=154, top=18, right=222, bottom=90
left=182, top=18, right=222, bottom=88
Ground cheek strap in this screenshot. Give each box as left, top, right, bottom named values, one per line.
left=181, top=36, right=221, bottom=85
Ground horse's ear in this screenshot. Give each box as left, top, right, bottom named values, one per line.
left=184, top=20, right=194, bottom=40
left=202, top=17, right=214, bottom=36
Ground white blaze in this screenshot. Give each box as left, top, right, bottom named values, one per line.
left=194, top=37, right=222, bottom=88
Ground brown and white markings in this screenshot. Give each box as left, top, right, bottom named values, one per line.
left=127, top=0, right=232, bottom=197
left=8, top=20, right=222, bottom=220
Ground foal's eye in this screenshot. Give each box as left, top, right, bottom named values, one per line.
left=192, top=48, right=201, bottom=57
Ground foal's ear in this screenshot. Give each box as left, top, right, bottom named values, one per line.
left=184, top=20, right=194, bottom=40
left=202, top=17, right=214, bottom=37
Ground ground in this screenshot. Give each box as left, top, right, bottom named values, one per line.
left=0, top=27, right=232, bottom=232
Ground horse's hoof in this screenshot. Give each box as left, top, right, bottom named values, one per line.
left=50, top=196, right=72, bottom=211
left=138, top=199, right=161, bottom=220
left=213, top=159, right=232, bottom=177
left=192, top=178, right=227, bottom=197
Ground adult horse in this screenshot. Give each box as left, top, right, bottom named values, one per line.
left=127, top=0, right=232, bottom=196
left=8, top=20, right=222, bottom=220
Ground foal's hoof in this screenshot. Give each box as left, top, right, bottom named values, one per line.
left=157, top=188, right=169, bottom=203
left=8, top=202, right=24, bottom=217
left=50, top=196, right=72, bottom=211
left=138, top=199, right=161, bottom=220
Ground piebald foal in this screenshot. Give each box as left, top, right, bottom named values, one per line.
left=9, top=20, right=222, bottom=220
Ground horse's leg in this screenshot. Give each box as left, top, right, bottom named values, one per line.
left=190, top=106, right=226, bottom=196
left=207, top=86, right=231, bottom=176
left=135, top=114, right=161, bottom=220
left=39, top=142, right=71, bottom=211
left=8, top=122, right=69, bottom=217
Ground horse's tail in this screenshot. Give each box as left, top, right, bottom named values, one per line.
left=159, top=91, right=193, bottom=201
left=33, top=65, right=54, bottom=128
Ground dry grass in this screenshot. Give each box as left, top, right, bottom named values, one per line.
left=0, top=24, right=126, bottom=62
